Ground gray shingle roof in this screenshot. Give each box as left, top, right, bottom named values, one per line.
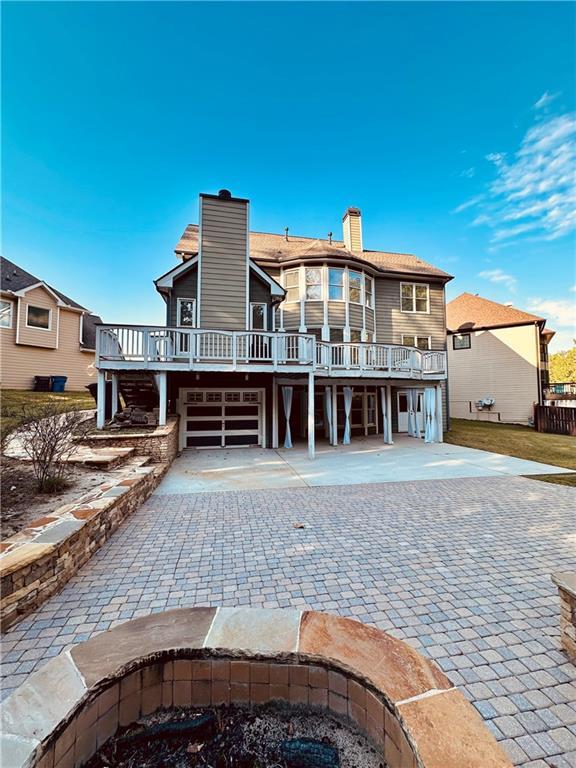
left=175, top=225, right=452, bottom=280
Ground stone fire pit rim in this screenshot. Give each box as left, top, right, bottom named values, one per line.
left=0, top=607, right=512, bottom=768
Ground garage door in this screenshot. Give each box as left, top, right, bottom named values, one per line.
left=179, top=389, right=264, bottom=449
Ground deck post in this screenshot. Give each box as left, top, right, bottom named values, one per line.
left=386, top=384, right=393, bottom=444
left=110, top=374, right=119, bottom=419
left=158, top=371, right=168, bottom=427
left=272, top=379, right=279, bottom=448
left=96, top=370, right=106, bottom=429
left=331, top=384, right=338, bottom=445
left=436, top=383, right=444, bottom=443
left=308, top=371, right=315, bottom=460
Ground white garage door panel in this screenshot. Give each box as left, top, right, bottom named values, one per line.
left=179, top=389, right=264, bottom=449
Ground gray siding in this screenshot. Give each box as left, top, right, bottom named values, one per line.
left=282, top=303, right=301, bottom=329
left=305, top=302, right=324, bottom=327
left=328, top=303, right=345, bottom=327
left=374, top=279, right=446, bottom=349
left=167, top=266, right=198, bottom=326
left=349, top=304, right=363, bottom=329
left=199, top=197, right=248, bottom=329
left=249, top=271, right=274, bottom=329
left=366, top=308, right=375, bottom=333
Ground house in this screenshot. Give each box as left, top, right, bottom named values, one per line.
left=0, top=256, right=102, bottom=390
left=446, top=292, right=554, bottom=425
left=95, top=189, right=452, bottom=456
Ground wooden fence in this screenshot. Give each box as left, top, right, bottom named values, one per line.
left=534, top=404, right=576, bottom=436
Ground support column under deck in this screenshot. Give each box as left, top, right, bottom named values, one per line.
left=272, top=379, right=279, bottom=449
left=96, top=371, right=106, bottom=429
left=158, top=371, right=168, bottom=427
left=308, top=371, right=315, bottom=460
left=331, top=384, right=338, bottom=446
left=436, top=384, right=444, bottom=443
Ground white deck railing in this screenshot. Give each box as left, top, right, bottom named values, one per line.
left=96, top=325, right=447, bottom=378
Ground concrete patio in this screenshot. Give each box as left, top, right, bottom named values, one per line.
left=155, top=435, right=573, bottom=494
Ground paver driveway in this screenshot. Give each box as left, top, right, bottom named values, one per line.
left=1, top=474, right=575, bottom=767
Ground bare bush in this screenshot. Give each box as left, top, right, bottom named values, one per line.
left=16, top=403, right=89, bottom=493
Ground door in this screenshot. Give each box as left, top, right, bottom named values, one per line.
left=179, top=389, right=264, bottom=449
left=397, top=390, right=424, bottom=433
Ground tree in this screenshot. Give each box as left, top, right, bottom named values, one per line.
left=15, top=403, right=88, bottom=492
left=549, top=346, right=576, bottom=383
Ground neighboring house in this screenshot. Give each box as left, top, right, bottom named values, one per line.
left=446, top=292, right=554, bottom=425
left=95, top=189, right=453, bottom=456
left=0, top=256, right=102, bottom=390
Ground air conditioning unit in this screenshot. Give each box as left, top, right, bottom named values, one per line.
left=475, top=396, right=495, bottom=411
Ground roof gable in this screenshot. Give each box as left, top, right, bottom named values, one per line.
left=446, top=293, right=545, bottom=332
left=1, top=256, right=88, bottom=311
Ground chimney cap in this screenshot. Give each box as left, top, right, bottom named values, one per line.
left=342, top=206, right=361, bottom=221
left=218, top=189, right=232, bottom=199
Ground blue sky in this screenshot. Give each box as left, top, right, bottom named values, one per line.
left=3, top=1, right=575, bottom=350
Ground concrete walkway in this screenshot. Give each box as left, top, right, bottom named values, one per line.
left=1, top=475, right=575, bottom=767
left=155, top=435, right=572, bottom=494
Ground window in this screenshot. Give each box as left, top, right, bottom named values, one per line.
left=328, top=268, right=344, bottom=300
left=284, top=269, right=300, bottom=302
left=350, top=329, right=362, bottom=342
left=250, top=302, right=267, bottom=330
left=402, top=335, right=431, bottom=351
left=365, top=276, right=374, bottom=308
left=348, top=271, right=362, bottom=303
left=305, top=268, right=322, bottom=300
left=331, top=328, right=344, bottom=343
left=177, top=298, right=196, bottom=327
left=452, top=333, right=471, bottom=350
left=26, top=305, right=51, bottom=330
left=400, top=283, right=429, bottom=313
left=0, top=300, right=13, bottom=328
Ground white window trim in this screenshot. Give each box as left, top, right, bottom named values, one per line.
left=0, top=299, right=14, bottom=329
left=348, top=269, right=363, bottom=305
left=327, top=266, right=345, bottom=302
left=177, top=297, right=197, bottom=328
left=304, top=267, right=323, bottom=301
left=400, top=282, right=430, bottom=314
left=25, top=304, right=52, bottom=331
left=283, top=268, right=300, bottom=303
left=402, top=334, right=432, bottom=350
left=249, top=302, right=268, bottom=331
left=364, top=276, right=374, bottom=309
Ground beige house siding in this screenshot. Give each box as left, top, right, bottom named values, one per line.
left=348, top=304, right=363, bottom=329
left=305, top=302, right=323, bottom=327
left=365, top=308, right=375, bottom=333
left=447, top=324, right=540, bottom=424
left=375, top=279, right=446, bottom=348
left=199, top=197, right=248, bottom=329
left=282, top=303, right=301, bottom=330
left=16, top=286, right=59, bottom=348
left=1, top=304, right=96, bottom=390
left=328, top=303, right=346, bottom=327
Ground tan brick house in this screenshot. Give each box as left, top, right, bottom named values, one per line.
left=0, top=256, right=102, bottom=390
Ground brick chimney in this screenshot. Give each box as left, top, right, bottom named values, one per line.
left=342, top=207, right=363, bottom=251
left=198, top=189, right=249, bottom=329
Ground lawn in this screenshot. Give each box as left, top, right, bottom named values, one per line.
left=1, top=389, right=95, bottom=437
left=445, top=418, right=576, bottom=486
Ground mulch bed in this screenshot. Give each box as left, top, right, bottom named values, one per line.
left=1, top=457, right=110, bottom=539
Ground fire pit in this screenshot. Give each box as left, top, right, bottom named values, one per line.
left=0, top=608, right=512, bottom=768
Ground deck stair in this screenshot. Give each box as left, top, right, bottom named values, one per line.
left=117, top=373, right=159, bottom=411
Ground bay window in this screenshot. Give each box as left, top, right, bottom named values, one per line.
left=349, top=271, right=362, bottom=303
left=305, top=268, right=322, bottom=300
left=284, top=269, right=300, bottom=302
left=328, top=268, right=344, bottom=300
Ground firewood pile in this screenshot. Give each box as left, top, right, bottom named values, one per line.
left=110, top=406, right=159, bottom=428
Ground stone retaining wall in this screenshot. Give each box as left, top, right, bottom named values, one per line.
left=552, top=572, right=576, bottom=661
left=0, top=460, right=168, bottom=632
left=0, top=608, right=513, bottom=768
left=81, top=416, right=179, bottom=463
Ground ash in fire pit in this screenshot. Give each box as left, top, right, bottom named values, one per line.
left=85, top=703, right=385, bottom=768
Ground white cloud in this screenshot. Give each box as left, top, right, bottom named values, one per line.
left=461, top=167, right=476, bottom=179
left=454, top=111, right=576, bottom=245
left=534, top=91, right=559, bottom=111
left=478, top=268, right=517, bottom=292
left=570, top=285, right=576, bottom=292
left=526, top=297, right=576, bottom=328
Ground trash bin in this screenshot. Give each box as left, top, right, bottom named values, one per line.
left=86, top=381, right=115, bottom=420
left=51, top=376, right=68, bottom=393
left=34, top=376, right=52, bottom=392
